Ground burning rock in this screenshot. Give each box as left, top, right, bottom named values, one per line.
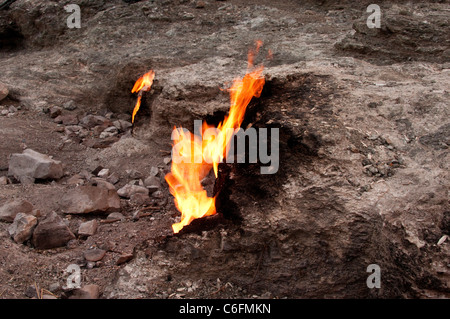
left=32, top=212, right=75, bottom=249
left=8, top=149, right=64, bottom=183
left=60, top=185, right=121, bottom=214
left=0, top=199, right=34, bottom=223
left=8, top=213, right=38, bottom=244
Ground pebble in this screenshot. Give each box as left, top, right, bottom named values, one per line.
left=107, top=172, right=120, bottom=185
left=144, top=175, right=161, bottom=193
left=83, top=248, right=106, bottom=262
left=63, top=100, right=77, bottom=110
left=78, top=220, right=98, bottom=237
left=106, top=212, right=125, bottom=220
left=126, top=169, right=143, bottom=179
left=49, top=106, right=62, bottom=118
left=152, top=190, right=164, bottom=199
left=117, top=184, right=149, bottom=198
left=97, top=168, right=110, bottom=178
left=149, top=166, right=159, bottom=177
left=0, top=176, right=8, bottom=185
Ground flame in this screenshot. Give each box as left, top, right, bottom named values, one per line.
left=131, top=70, right=155, bottom=124
left=165, top=42, right=266, bottom=234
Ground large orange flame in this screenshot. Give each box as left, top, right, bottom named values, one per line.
left=131, top=70, right=155, bottom=124
left=165, top=42, right=266, bottom=234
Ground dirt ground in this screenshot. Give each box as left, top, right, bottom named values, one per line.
left=0, top=0, right=449, bottom=299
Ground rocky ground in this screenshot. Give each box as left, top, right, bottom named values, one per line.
left=0, top=0, right=449, bottom=299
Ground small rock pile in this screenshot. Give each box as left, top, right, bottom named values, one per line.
left=45, top=101, right=133, bottom=149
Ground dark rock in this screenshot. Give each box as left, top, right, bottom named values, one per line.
left=419, top=123, right=450, bottom=150
left=60, top=186, right=121, bottom=214
left=91, top=166, right=104, bottom=176
left=49, top=106, right=62, bottom=118
left=32, top=212, right=75, bottom=249
left=24, top=285, right=38, bottom=298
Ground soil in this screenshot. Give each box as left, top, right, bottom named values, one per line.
left=0, top=0, right=449, bottom=299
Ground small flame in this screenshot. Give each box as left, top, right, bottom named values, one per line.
left=131, top=70, right=155, bottom=124
left=165, top=42, right=266, bottom=234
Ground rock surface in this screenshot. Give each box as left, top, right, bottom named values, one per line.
left=0, top=0, right=448, bottom=300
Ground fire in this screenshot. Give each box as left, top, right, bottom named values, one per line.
left=165, top=41, right=266, bottom=234
left=131, top=70, right=155, bottom=124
